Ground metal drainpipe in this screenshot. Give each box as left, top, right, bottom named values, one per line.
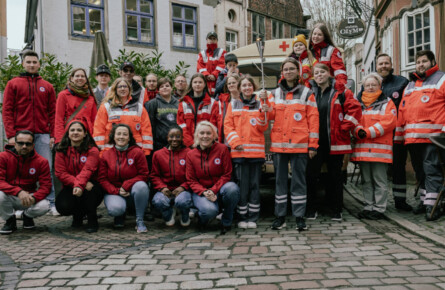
left=39, top=0, right=44, bottom=55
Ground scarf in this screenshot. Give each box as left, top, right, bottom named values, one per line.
left=206, top=43, right=218, bottom=53
left=115, top=144, right=129, bottom=151
left=68, top=81, right=90, bottom=98
left=362, top=90, right=382, bottom=107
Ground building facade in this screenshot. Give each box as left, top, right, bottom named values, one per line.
left=375, top=0, right=445, bottom=77
left=29, top=0, right=216, bottom=72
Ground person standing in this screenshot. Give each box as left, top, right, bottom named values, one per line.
left=143, top=73, right=158, bottom=104
left=217, top=75, right=240, bottom=145
left=395, top=50, right=445, bottom=221
left=173, top=74, right=188, bottom=99
left=0, top=131, right=52, bottom=234
left=118, top=61, right=145, bottom=105
left=93, top=64, right=111, bottom=108
left=353, top=73, right=397, bottom=220
left=2, top=50, right=57, bottom=215
left=197, top=32, right=226, bottom=96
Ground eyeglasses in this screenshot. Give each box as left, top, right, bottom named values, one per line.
left=123, top=69, right=134, bottom=73
left=16, top=141, right=33, bottom=147
left=117, top=85, right=129, bottom=89
left=364, top=83, right=379, bottom=88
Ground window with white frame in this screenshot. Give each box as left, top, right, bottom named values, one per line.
left=71, top=0, right=104, bottom=38
left=400, top=5, right=435, bottom=74
left=172, top=4, right=197, bottom=49
left=226, top=31, right=238, bottom=52
left=272, top=20, right=283, bottom=39
left=252, top=13, right=265, bottom=43
left=125, top=0, right=154, bottom=45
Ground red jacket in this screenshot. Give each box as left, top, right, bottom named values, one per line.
left=55, top=89, right=97, bottom=143
left=98, top=145, right=149, bottom=194
left=143, top=90, right=158, bottom=104
left=395, top=65, right=445, bottom=144
left=0, top=146, right=52, bottom=202
left=150, top=147, right=191, bottom=191
left=186, top=142, right=232, bottom=195
left=177, top=94, right=220, bottom=147
left=2, top=74, right=56, bottom=139
left=55, top=146, right=100, bottom=190
left=197, top=47, right=226, bottom=95
left=309, top=80, right=362, bottom=154
left=310, top=41, right=347, bottom=92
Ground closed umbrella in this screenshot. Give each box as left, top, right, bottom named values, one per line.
left=90, top=31, right=113, bottom=69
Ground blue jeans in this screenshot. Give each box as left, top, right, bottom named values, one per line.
left=34, top=134, right=55, bottom=206
left=152, top=191, right=193, bottom=222
left=192, top=182, right=240, bottom=227
left=104, top=181, right=149, bottom=221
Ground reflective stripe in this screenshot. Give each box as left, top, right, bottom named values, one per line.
left=242, top=144, right=265, bottom=148
left=94, top=136, right=105, bottom=141
left=369, top=127, right=376, bottom=138
left=274, top=98, right=305, bottom=105
left=395, top=127, right=404, bottom=132
left=331, top=145, right=351, bottom=151
left=309, top=133, right=319, bottom=138
left=405, top=124, right=443, bottom=130
left=404, top=74, right=445, bottom=95
left=98, top=144, right=105, bottom=149
left=275, top=194, right=287, bottom=201
left=344, top=114, right=359, bottom=125
left=248, top=203, right=260, bottom=208
left=231, top=108, right=262, bottom=113
left=334, top=69, right=347, bottom=76
left=108, top=111, right=139, bottom=117
left=142, top=144, right=153, bottom=149
left=320, top=45, right=335, bottom=62
left=354, top=143, right=392, bottom=150
left=142, top=136, right=153, bottom=141
left=199, top=68, right=207, bottom=73
left=271, top=143, right=308, bottom=149
left=104, top=144, right=113, bottom=148
left=404, top=132, right=442, bottom=139
left=227, top=135, right=239, bottom=144
left=374, top=123, right=384, bottom=136
left=307, top=100, right=317, bottom=108
left=216, top=66, right=224, bottom=72
left=179, top=123, right=186, bottom=128
left=249, top=208, right=260, bottom=212
left=232, top=148, right=264, bottom=153
left=227, top=132, right=237, bottom=138
left=394, top=136, right=404, bottom=141
left=362, top=110, right=385, bottom=115
left=334, top=99, right=341, bottom=105
left=137, top=142, right=143, bottom=147
left=200, top=50, right=208, bottom=63
left=352, top=152, right=392, bottom=159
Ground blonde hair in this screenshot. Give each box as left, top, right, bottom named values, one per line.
left=362, top=73, right=383, bottom=87
left=103, top=78, right=132, bottom=107
left=194, top=121, right=218, bottom=148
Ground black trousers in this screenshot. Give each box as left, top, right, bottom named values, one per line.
left=55, top=182, right=104, bottom=218
left=391, top=142, right=408, bottom=199
left=306, top=147, right=344, bottom=214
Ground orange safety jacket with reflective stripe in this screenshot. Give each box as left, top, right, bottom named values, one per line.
left=395, top=65, right=445, bottom=145
left=197, top=47, right=226, bottom=95
left=223, top=95, right=268, bottom=159
left=268, top=81, right=319, bottom=153
left=351, top=93, right=397, bottom=163
left=177, top=94, right=220, bottom=147
left=93, top=96, right=153, bottom=156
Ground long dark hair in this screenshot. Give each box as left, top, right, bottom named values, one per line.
left=108, top=124, right=137, bottom=147
left=308, top=23, right=337, bottom=50
left=181, top=73, right=209, bottom=101
left=56, top=121, right=98, bottom=153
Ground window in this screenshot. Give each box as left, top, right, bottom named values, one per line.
left=252, top=13, right=265, bottom=43
left=228, top=9, right=236, bottom=22
left=272, top=20, right=283, bottom=39
left=291, top=26, right=299, bottom=38
left=400, top=4, right=435, bottom=75
left=226, top=31, right=238, bottom=52
left=71, top=0, right=104, bottom=38
left=172, top=4, right=197, bottom=49
left=125, top=0, right=154, bottom=45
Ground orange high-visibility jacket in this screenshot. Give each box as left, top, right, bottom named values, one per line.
left=223, top=95, right=268, bottom=159
left=395, top=65, right=445, bottom=145
left=268, top=82, right=319, bottom=153
left=93, top=97, right=153, bottom=156
left=351, top=93, right=397, bottom=163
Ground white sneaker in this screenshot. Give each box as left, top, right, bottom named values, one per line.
left=216, top=213, right=223, bottom=221
left=165, top=208, right=176, bottom=226
left=247, top=221, right=257, bottom=229
left=189, top=210, right=195, bottom=218
left=180, top=214, right=191, bottom=227
left=50, top=207, right=60, bottom=216
left=238, top=221, right=248, bottom=229
left=15, top=210, right=24, bottom=220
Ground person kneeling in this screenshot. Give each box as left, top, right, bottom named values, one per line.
left=99, top=124, right=150, bottom=233
left=55, top=119, right=103, bottom=233
left=0, top=131, right=51, bottom=235
left=151, top=126, right=193, bottom=227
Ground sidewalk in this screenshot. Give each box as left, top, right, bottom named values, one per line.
left=344, top=181, right=445, bottom=247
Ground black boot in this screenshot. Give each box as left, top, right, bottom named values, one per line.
left=394, top=198, right=413, bottom=211
left=412, top=201, right=426, bottom=214
left=0, top=216, right=17, bottom=235
left=71, top=214, right=83, bottom=228
left=220, top=224, right=231, bottom=235
left=85, top=213, right=99, bottom=233
left=425, top=206, right=441, bottom=221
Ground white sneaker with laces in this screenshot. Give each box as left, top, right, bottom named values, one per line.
left=247, top=221, right=257, bottom=229
left=238, top=221, right=248, bottom=229
left=50, top=207, right=60, bottom=216
left=165, top=208, right=176, bottom=226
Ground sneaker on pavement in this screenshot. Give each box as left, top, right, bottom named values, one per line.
left=180, top=213, right=191, bottom=227
left=247, top=221, right=257, bottom=229
left=165, top=208, right=176, bottom=226
left=49, top=206, right=60, bottom=216
left=15, top=210, right=24, bottom=220
left=0, top=216, right=17, bottom=235
left=23, top=214, right=35, bottom=229
left=412, top=202, right=426, bottom=215
left=358, top=209, right=372, bottom=219
left=271, top=217, right=286, bottom=230
left=331, top=212, right=343, bottom=221
left=394, top=198, right=413, bottom=211
left=238, top=221, right=248, bottom=229
left=113, top=215, right=125, bottom=228
left=296, top=217, right=307, bottom=231
left=135, top=219, right=148, bottom=233
left=425, top=206, right=441, bottom=221
left=306, top=211, right=318, bottom=220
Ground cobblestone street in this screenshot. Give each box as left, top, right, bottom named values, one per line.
left=1, top=182, right=445, bottom=290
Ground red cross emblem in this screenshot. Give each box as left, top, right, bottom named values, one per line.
left=279, top=41, right=289, bottom=52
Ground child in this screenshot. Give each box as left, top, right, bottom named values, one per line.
left=214, top=53, right=239, bottom=98
left=289, top=34, right=316, bottom=87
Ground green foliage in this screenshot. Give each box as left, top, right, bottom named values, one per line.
left=89, top=49, right=190, bottom=87
left=39, top=53, right=73, bottom=95
left=0, top=55, right=23, bottom=92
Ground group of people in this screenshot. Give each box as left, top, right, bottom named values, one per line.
left=1, top=23, right=444, bottom=237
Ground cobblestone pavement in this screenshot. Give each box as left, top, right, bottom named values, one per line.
left=1, top=184, right=445, bottom=289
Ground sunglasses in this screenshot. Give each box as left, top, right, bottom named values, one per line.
left=123, top=69, right=134, bottom=73
left=16, top=141, right=33, bottom=147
